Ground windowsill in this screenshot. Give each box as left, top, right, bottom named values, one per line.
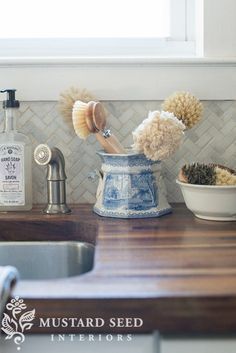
left=0, top=56, right=235, bottom=101
left=0, top=56, right=236, bottom=66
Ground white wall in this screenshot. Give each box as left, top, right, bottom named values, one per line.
left=204, top=0, right=236, bottom=57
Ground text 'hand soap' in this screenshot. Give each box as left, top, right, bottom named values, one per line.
left=0, top=89, right=32, bottom=211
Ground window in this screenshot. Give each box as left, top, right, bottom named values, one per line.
left=0, top=0, right=195, bottom=57
left=0, top=0, right=234, bottom=101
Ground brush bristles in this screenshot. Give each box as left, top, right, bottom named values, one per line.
left=58, top=87, right=96, bottom=124
left=162, top=91, right=203, bottom=129
left=72, top=101, right=90, bottom=139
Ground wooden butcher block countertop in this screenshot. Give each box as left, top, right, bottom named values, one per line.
left=1, top=204, right=236, bottom=334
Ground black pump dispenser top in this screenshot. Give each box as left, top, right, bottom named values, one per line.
left=0, top=89, right=20, bottom=109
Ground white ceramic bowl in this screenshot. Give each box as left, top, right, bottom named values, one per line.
left=176, top=180, right=236, bottom=221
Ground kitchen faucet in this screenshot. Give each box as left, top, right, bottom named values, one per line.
left=34, top=144, right=71, bottom=214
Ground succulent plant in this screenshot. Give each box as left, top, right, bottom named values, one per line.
left=181, top=163, right=216, bottom=185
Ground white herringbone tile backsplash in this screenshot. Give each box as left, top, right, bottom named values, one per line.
left=0, top=100, right=235, bottom=204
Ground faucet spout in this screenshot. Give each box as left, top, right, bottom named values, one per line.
left=34, top=144, right=71, bottom=214
left=46, top=147, right=67, bottom=181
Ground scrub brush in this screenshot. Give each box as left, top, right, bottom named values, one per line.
left=162, top=91, right=203, bottom=129
left=179, top=163, right=236, bottom=185
left=132, top=110, right=185, bottom=161
left=72, top=100, right=126, bottom=154
left=58, top=87, right=96, bottom=124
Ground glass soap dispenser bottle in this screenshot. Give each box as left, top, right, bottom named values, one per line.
left=0, top=89, right=32, bottom=211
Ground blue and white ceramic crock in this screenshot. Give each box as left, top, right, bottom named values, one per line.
left=93, top=151, right=172, bottom=218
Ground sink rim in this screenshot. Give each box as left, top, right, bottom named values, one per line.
left=0, top=240, right=95, bottom=247
left=0, top=240, right=95, bottom=281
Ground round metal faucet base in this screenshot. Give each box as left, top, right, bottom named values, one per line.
left=43, top=204, right=71, bottom=215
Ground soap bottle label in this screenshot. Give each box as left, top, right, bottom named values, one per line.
left=0, top=144, right=25, bottom=205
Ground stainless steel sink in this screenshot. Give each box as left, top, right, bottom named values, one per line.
left=0, top=241, right=95, bottom=280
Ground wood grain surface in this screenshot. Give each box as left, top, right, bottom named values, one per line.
left=1, top=204, right=236, bottom=334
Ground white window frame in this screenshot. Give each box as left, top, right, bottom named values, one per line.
left=0, top=0, right=195, bottom=58
left=0, top=0, right=235, bottom=101
left=170, top=0, right=195, bottom=41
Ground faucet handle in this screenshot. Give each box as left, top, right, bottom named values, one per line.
left=87, top=169, right=102, bottom=183
left=34, top=144, right=52, bottom=165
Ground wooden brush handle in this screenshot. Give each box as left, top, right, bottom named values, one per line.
left=91, top=101, right=126, bottom=154
left=105, top=134, right=126, bottom=154
left=95, top=133, right=126, bottom=154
